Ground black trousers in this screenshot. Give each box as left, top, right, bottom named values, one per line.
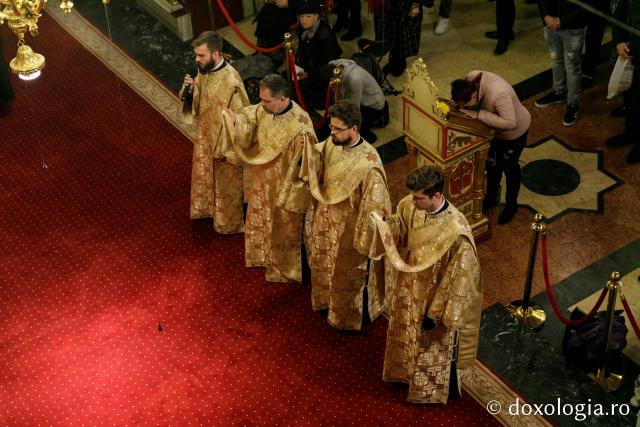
left=335, top=0, right=362, bottom=32
left=582, top=0, right=611, bottom=78
left=623, top=59, right=640, bottom=141
left=361, top=102, right=389, bottom=132
left=485, top=131, right=528, bottom=206
left=495, top=0, right=515, bottom=40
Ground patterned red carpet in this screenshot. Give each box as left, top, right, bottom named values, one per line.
left=0, top=15, right=499, bottom=426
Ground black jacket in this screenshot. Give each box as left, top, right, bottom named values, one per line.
left=538, top=0, right=592, bottom=29
left=296, top=20, right=342, bottom=80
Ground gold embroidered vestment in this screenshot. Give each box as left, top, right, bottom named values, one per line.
left=180, top=63, right=249, bottom=234
left=369, top=196, right=482, bottom=404
left=224, top=102, right=316, bottom=282
left=303, top=138, right=392, bottom=330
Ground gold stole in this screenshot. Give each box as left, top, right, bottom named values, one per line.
left=369, top=199, right=477, bottom=273
left=223, top=102, right=315, bottom=166
left=304, top=138, right=387, bottom=205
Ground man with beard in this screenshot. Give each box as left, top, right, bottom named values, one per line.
left=368, top=165, right=482, bottom=403
left=222, top=74, right=316, bottom=283
left=180, top=31, right=249, bottom=234
left=303, top=101, right=391, bottom=330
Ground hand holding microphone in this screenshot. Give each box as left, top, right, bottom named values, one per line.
left=181, top=73, right=195, bottom=102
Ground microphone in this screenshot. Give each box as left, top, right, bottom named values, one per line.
left=180, top=67, right=198, bottom=102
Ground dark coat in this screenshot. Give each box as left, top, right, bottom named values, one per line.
left=373, top=0, right=423, bottom=59
left=612, top=0, right=640, bottom=58
left=296, top=20, right=342, bottom=79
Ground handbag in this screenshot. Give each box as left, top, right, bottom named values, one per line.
left=562, top=308, right=628, bottom=373
left=607, top=55, right=634, bottom=99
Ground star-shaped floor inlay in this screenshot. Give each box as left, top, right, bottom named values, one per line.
left=500, top=136, right=623, bottom=222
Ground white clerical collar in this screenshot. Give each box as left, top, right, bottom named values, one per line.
left=346, top=135, right=362, bottom=148
left=428, top=198, right=447, bottom=215
left=212, top=58, right=225, bottom=72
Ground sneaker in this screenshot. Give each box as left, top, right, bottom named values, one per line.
left=534, top=92, right=564, bottom=108
left=434, top=17, right=449, bottom=35
left=563, top=104, right=579, bottom=127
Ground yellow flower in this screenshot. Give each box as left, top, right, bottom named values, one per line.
left=437, top=101, right=450, bottom=114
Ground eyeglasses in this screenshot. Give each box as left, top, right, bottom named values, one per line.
left=328, top=124, right=351, bottom=134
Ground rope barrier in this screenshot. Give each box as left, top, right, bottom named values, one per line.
left=620, top=294, right=640, bottom=339
left=216, top=0, right=283, bottom=53
left=288, top=53, right=334, bottom=129
left=541, top=233, right=608, bottom=326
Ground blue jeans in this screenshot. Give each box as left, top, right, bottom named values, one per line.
left=544, top=26, right=585, bottom=106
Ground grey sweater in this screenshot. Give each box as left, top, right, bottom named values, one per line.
left=329, top=59, right=386, bottom=111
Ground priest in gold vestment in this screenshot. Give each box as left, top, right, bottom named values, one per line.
left=368, top=166, right=482, bottom=404
left=223, top=74, right=316, bottom=283
left=303, top=102, right=391, bottom=330
left=180, top=31, right=249, bottom=234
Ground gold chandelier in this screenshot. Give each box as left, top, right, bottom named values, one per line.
left=0, top=0, right=84, bottom=80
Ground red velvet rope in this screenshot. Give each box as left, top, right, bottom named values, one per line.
left=541, top=233, right=608, bottom=326
left=216, top=0, right=283, bottom=53
left=288, top=53, right=334, bottom=129
left=620, top=294, right=640, bottom=339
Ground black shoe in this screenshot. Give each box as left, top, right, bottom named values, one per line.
left=482, top=197, right=497, bottom=213
left=534, top=92, right=564, bottom=108
left=610, top=105, right=626, bottom=118
left=498, top=204, right=518, bottom=224
left=360, top=129, right=378, bottom=143
left=563, top=104, right=579, bottom=127
left=605, top=134, right=633, bottom=147
left=485, top=30, right=514, bottom=40
left=627, top=145, right=640, bottom=164
left=494, top=39, right=509, bottom=55
left=341, top=30, right=362, bottom=41
left=582, top=75, right=593, bottom=89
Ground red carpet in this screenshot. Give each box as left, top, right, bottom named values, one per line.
left=0, top=16, right=499, bottom=426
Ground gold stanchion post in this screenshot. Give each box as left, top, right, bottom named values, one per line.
left=589, top=272, right=624, bottom=392
left=507, top=213, right=547, bottom=329
left=283, top=32, right=298, bottom=84
left=330, top=66, right=342, bottom=104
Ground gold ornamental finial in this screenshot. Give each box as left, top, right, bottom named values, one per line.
left=59, top=0, right=74, bottom=13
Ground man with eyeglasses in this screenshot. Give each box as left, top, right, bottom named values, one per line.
left=302, top=101, right=391, bottom=330
left=222, top=74, right=316, bottom=283
left=367, top=165, right=481, bottom=404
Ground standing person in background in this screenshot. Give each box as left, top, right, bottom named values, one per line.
left=180, top=31, right=250, bottom=234
left=303, top=102, right=391, bottom=331
left=451, top=70, right=530, bottom=224
left=581, top=0, right=612, bottom=88
left=425, top=0, right=453, bottom=35
left=368, top=165, right=482, bottom=404
left=369, top=0, right=424, bottom=77
left=333, top=0, right=363, bottom=41
left=254, top=0, right=302, bottom=66
left=222, top=74, right=317, bottom=283
left=604, top=0, right=640, bottom=164
left=485, top=0, right=516, bottom=55
left=533, top=0, right=591, bottom=127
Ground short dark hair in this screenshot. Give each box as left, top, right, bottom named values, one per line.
left=191, top=31, right=223, bottom=53
left=259, top=74, right=290, bottom=98
left=406, top=166, right=444, bottom=197
left=329, top=101, right=362, bottom=130
left=450, top=78, right=476, bottom=105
